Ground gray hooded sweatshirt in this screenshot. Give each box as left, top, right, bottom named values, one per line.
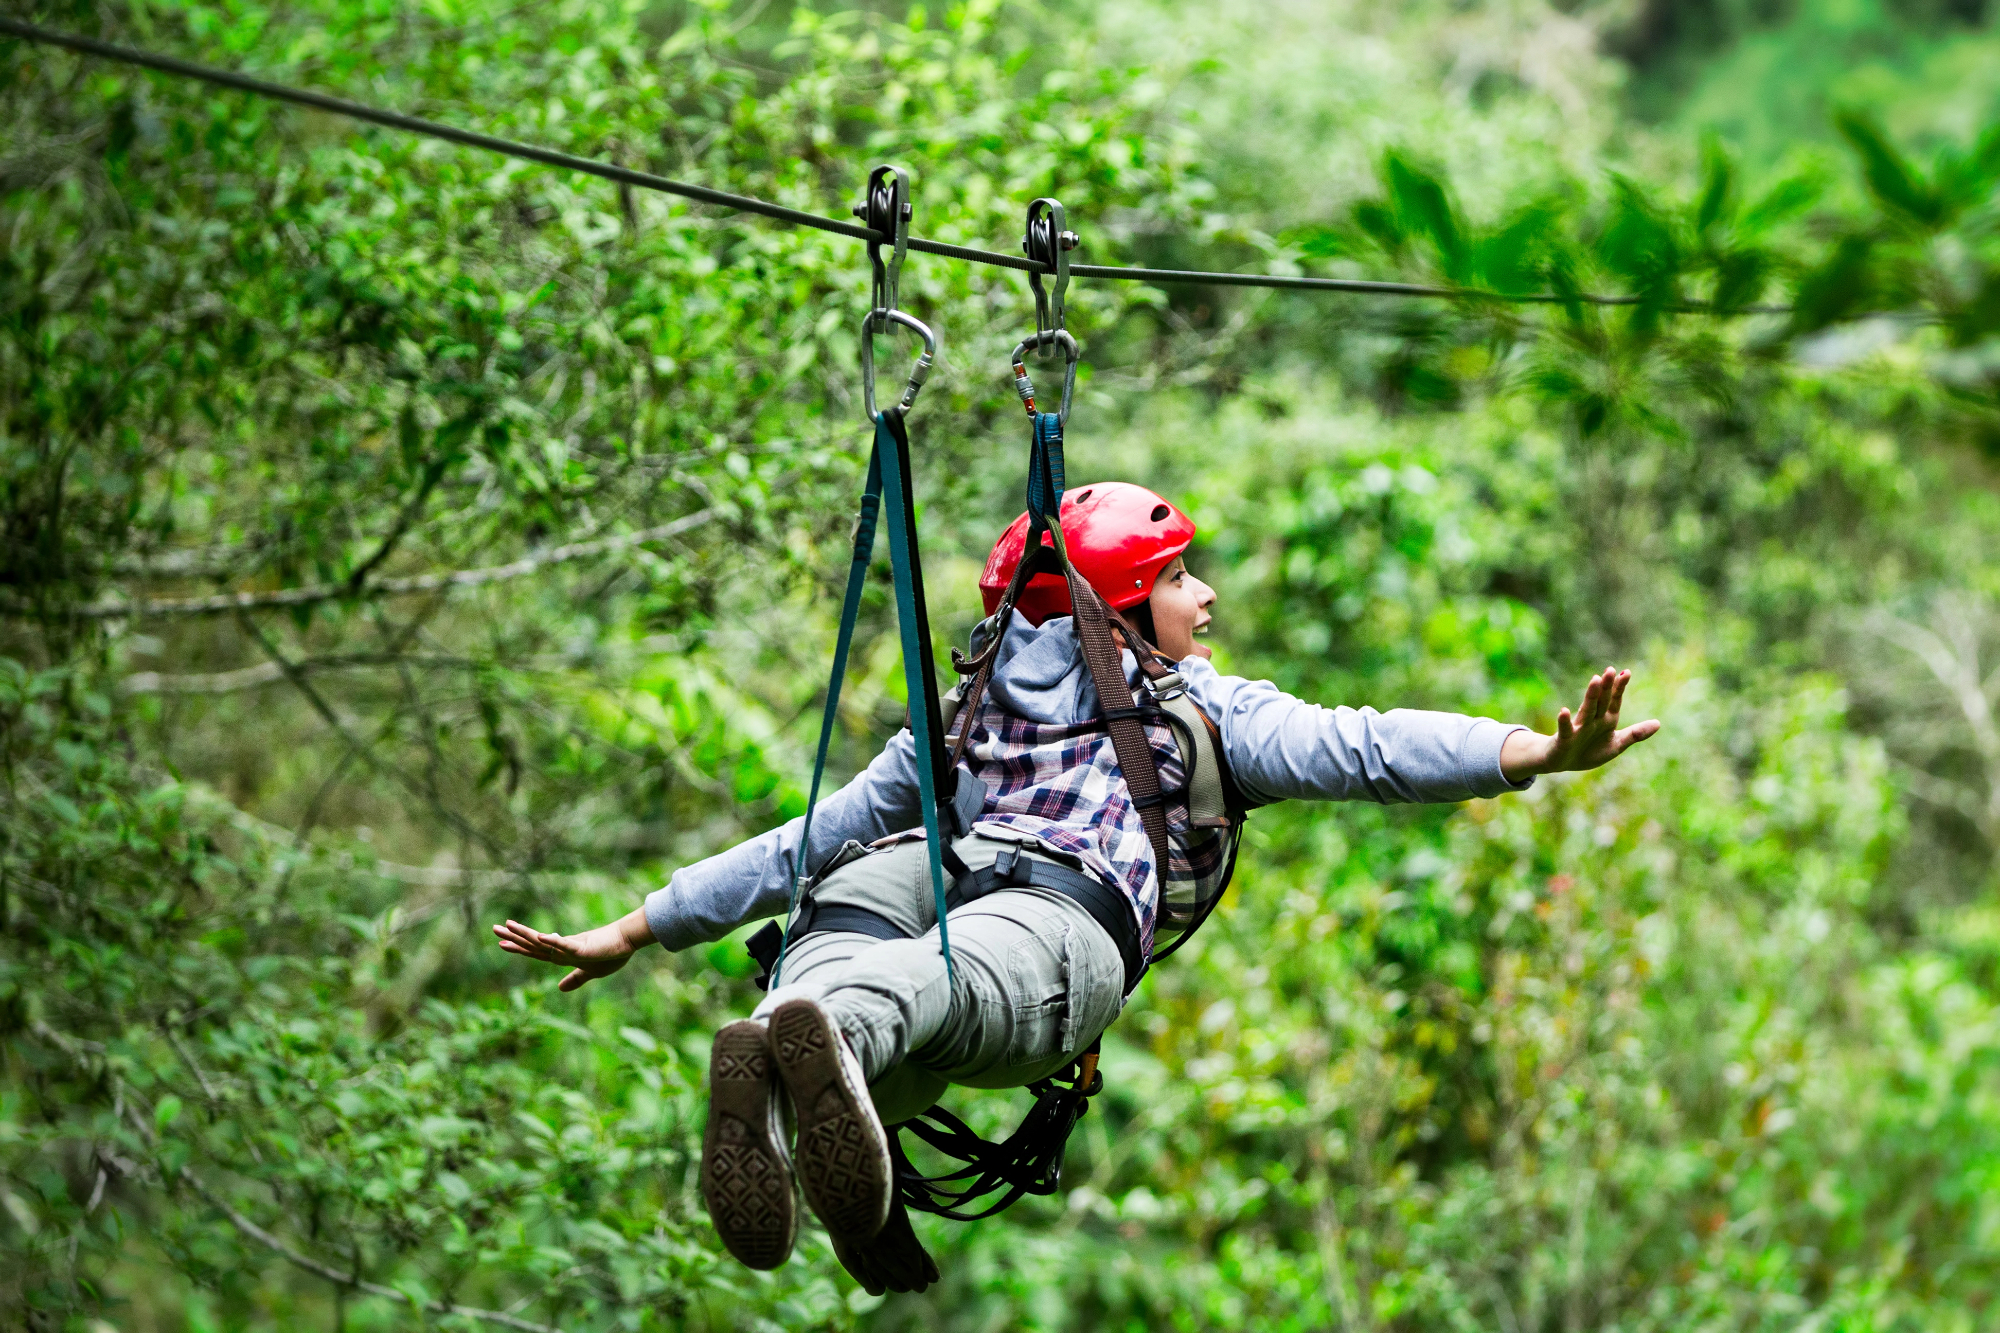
left=643, top=614, right=1532, bottom=952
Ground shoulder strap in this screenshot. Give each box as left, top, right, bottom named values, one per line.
left=1057, top=550, right=1175, bottom=883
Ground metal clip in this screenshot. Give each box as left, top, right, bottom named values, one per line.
left=1011, top=198, right=1082, bottom=423
left=862, top=308, right=938, bottom=420
left=853, top=165, right=939, bottom=420
left=1022, top=197, right=1078, bottom=339
left=1009, top=329, right=1080, bottom=424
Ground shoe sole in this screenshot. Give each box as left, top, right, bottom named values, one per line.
left=769, top=998, right=891, bottom=1245
left=700, top=1020, right=796, bottom=1270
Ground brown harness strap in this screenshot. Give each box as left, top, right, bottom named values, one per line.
left=1060, top=565, right=1176, bottom=882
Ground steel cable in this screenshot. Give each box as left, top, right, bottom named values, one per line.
left=1, top=16, right=1787, bottom=313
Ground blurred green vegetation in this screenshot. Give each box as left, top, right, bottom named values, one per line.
left=7, top=0, right=2000, bottom=1329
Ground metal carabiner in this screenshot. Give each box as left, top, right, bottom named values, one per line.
left=1009, top=328, right=1080, bottom=424
left=853, top=164, right=939, bottom=420
left=1022, top=198, right=1078, bottom=339
left=864, top=307, right=939, bottom=420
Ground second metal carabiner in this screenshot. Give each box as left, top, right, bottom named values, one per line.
left=1010, top=329, right=1080, bottom=424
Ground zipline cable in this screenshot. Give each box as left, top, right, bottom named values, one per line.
left=2, top=17, right=1789, bottom=315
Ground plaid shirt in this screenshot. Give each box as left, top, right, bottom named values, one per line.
left=959, top=690, right=1229, bottom=958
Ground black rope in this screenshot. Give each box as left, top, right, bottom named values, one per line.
left=2, top=17, right=1789, bottom=314
left=891, top=1056, right=1103, bottom=1221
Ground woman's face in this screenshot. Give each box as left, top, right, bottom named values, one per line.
left=1146, top=556, right=1216, bottom=660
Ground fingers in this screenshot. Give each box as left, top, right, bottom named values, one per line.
left=492, top=920, right=581, bottom=966
left=1556, top=706, right=1575, bottom=744
left=1614, top=718, right=1662, bottom=752
left=1576, top=671, right=1601, bottom=724
left=1577, top=668, right=1635, bottom=729
left=1607, top=668, right=1631, bottom=719
left=558, top=967, right=591, bottom=992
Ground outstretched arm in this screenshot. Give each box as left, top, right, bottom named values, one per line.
left=492, top=726, right=928, bottom=988
left=493, top=908, right=655, bottom=992
left=1498, top=667, right=1661, bottom=781
left=1181, top=659, right=1660, bottom=806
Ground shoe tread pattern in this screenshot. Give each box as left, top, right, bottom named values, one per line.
left=701, top=1020, right=795, bottom=1270
left=770, top=1000, right=890, bottom=1243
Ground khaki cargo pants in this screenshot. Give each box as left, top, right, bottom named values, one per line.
left=750, top=829, right=1129, bottom=1126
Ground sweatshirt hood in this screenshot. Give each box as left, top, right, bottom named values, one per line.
left=984, top=612, right=1103, bottom=725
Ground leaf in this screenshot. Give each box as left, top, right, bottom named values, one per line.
left=1740, top=173, right=1823, bottom=236
left=618, top=1026, right=659, bottom=1053
left=1710, top=249, right=1770, bottom=314
left=1476, top=202, right=1564, bottom=295
left=1352, top=199, right=1404, bottom=255
left=1696, top=136, right=1735, bottom=236
left=1939, top=123, right=2000, bottom=211
left=154, top=1096, right=183, bottom=1130
left=1788, top=234, right=1877, bottom=336
left=1836, top=110, right=1944, bottom=230
left=1597, top=180, right=1679, bottom=289
left=1385, top=152, right=1466, bottom=280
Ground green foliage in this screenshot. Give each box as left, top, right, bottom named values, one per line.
left=8, top=1, right=2000, bottom=1330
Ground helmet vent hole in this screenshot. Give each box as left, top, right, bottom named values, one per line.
left=1150, top=505, right=1170, bottom=522
left=1077, top=489, right=1093, bottom=503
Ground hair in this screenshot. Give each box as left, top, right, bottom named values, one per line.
left=1125, top=600, right=1158, bottom=648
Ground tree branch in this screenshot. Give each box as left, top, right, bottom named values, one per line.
left=178, top=1173, right=562, bottom=1333
left=119, top=653, right=494, bottom=695
left=233, top=613, right=506, bottom=860
left=36, top=508, right=715, bottom=620
left=344, top=451, right=455, bottom=594
left=29, top=1020, right=564, bottom=1333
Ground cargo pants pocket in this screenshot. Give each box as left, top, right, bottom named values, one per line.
left=1005, top=925, right=1074, bottom=1067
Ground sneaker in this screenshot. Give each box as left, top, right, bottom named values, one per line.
left=768, top=997, right=892, bottom=1245
left=700, top=1019, right=796, bottom=1269
left=830, top=1198, right=941, bottom=1295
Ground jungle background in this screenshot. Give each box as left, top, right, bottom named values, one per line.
left=8, top=0, right=2000, bottom=1328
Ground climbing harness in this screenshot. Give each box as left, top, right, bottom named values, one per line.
left=764, top=165, right=961, bottom=990
left=750, top=188, right=1260, bottom=1220
left=1118, top=617, right=1258, bottom=959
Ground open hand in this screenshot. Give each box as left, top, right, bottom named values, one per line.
left=492, top=917, right=641, bottom=992
left=1502, top=667, right=1662, bottom=780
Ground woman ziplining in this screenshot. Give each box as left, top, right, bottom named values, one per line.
left=493, top=178, right=1662, bottom=1293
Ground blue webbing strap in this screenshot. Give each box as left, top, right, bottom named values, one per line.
left=876, top=408, right=956, bottom=980
left=767, top=442, right=882, bottom=990
left=1027, top=410, right=1064, bottom=524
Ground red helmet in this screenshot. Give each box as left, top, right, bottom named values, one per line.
left=980, top=482, right=1196, bottom=625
